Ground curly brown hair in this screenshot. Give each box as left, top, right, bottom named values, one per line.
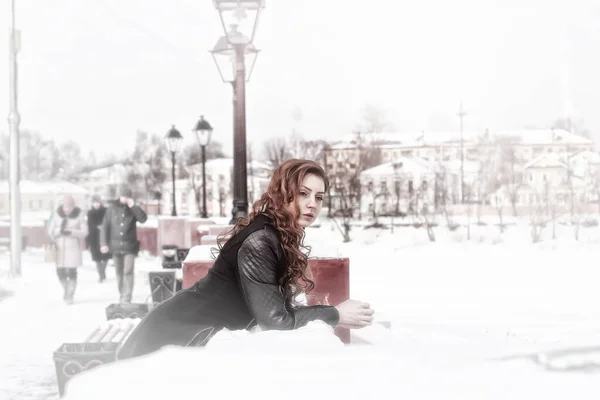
left=217, top=159, right=329, bottom=302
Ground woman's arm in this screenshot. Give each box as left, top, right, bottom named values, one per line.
left=237, top=228, right=339, bottom=330
left=49, top=215, right=62, bottom=240
left=68, top=212, right=89, bottom=239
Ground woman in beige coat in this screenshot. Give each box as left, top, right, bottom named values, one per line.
left=48, top=195, right=88, bottom=304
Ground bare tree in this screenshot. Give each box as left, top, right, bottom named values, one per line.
left=264, top=136, right=292, bottom=168
left=543, top=180, right=559, bottom=240
left=56, top=140, right=85, bottom=179
left=412, top=181, right=436, bottom=242
left=587, top=163, right=600, bottom=215
left=20, top=130, right=45, bottom=179
left=359, top=104, right=391, bottom=135
left=473, top=136, right=497, bottom=225
left=434, top=164, right=458, bottom=231
left=563, top=148, right=583, bottom=240
left=552, top=117, right=592, bottom=138
left=187, top=171, right=203, bottom=217
left=364, top=181, right=390, bottom=227
left=264, top=132, right=328, bottom=170
left=145, top=136, right=168, bottom=215
left=494, top=135, right=524, bottom=217
left=325, top=106, right=389, bottom=241
left=529, top=185, right=549, bottom=243
left=492, top=187, right=507, bottom=234
left=292, top=138, right=328, bottom=165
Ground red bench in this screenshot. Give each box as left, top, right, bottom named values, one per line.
left=182, top=249, right=350, bottom=343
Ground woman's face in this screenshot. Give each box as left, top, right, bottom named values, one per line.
left=293, top=173, right=325, bottom=228
left=62, top=197, right=75, bottom=214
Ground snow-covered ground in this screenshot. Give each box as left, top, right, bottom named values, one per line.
left=1, top=219, right=600, bottom=399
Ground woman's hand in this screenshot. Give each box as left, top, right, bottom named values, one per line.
left=335, top=299, right=374, bottom=329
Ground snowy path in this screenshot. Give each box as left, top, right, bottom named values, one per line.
left=2, top=238, right=600, bottom=398
left=0, top=249, right=159, bottom=400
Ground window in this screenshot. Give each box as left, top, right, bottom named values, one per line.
left=380, top=181, right=388, bottom=193
left=29, top=199, right=43, bottom=211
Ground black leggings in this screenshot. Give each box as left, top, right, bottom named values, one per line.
left=56, top=268, right=77, bottom=281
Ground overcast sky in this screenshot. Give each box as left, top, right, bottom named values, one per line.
left=1, top=0, right=600, bottom=160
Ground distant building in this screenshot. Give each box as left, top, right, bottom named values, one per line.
left=0, top=180, right=88, bottom=216
left=161, top=158, right=272, bottom=217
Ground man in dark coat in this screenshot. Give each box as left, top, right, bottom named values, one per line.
left=100, top=185, right=148, bottom=303
left=86, top=194, right=111, bottom=282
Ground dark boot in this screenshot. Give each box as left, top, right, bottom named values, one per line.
left=59, top=278, right=69, bottom=300
left=97, top=261, right=107, bottom=282
left=65, top=280, right=76, bottom=304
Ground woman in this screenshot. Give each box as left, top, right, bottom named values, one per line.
left=48, top=195, right=89, bottom=304
left=117, top=159, right=374, bottom=359
left=86, top=194, right=111, bottom=283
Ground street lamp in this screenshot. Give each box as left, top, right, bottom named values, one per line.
left=211, top=35, right=259, bottom=84
left=165, top=125, right=183, bottom=216
left=212, top=0, right=264, bottom=225
left=193, top=116, right=214, bottom=219
left=213, top=0, right=264, bottom=45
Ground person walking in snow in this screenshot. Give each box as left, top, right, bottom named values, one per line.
left=86, top=194, right=111, bottom=283
left=100, top=185, right=148, bottom=304
left=47, top=195, right=89, bottom=304
left=117, top=159, right=374, bottom=359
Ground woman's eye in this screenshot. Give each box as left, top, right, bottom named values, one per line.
left=316, top=196, right=323, bottom=202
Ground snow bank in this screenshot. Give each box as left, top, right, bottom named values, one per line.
left=62, top=320, right=598, bottom=400
left=185, top=244, right=216, bottom=262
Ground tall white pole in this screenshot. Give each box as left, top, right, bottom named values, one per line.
left=457, top=102, right=467, bottom=205
left=8, top=0, right=22, bottom=277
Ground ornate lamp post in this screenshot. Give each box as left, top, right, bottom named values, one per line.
left=193, top=116, right=214, bottom=218
left=212, top=0, right=264, bottom=224
left=164, top=125, right=183, bottom=216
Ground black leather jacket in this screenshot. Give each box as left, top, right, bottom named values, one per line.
left=237, top=227, right=340, bottom=330
left=100, top=202, right=147, bottom=255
